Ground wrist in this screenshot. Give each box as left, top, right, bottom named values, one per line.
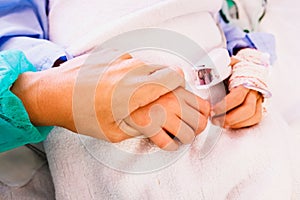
left=229, top=49, right=272, bottom=98
left=11, top=71, right=42, bottom=125
left=11, top=66, right=77, bottom=131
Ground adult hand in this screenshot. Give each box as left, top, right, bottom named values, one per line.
left=16, top=51, right=202, bottom=150
left=126, top=87, right=210, bottom=150
left=211, top=85, right=263, bottom=129
left=63, top=52, right=188, bottom=142
left=14, top=51, right=210, bottom=150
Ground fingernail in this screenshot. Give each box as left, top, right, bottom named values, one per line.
left=210, top=111, right=215, bottom=117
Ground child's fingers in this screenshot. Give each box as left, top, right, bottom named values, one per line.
left=230, top=96, right=263, bottom=129
left=212, top=90, right=259, bottom=126
left=211, top=86, right=250, bottom=117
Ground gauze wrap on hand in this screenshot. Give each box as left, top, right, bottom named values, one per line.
left=229, top=48, right=272, bottom=98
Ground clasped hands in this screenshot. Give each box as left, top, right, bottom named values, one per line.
left=18, top=53, right=263, bottom=151
left=79, top=54, right=263, bottom=151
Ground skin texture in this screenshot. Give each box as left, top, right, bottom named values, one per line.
left=11, top=54, right=262, bottom=150
left=211, top=86, right=263, bottom=129
left=211, top=58, right=263, bottom=129
left=127, top=87, right=210, bottom=150
left=11, top=53, right=210, bottom=151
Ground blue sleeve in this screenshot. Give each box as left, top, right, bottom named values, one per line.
left=0, top=0, right=70, bottom=71
left=219, top=14, right=276, bottom=64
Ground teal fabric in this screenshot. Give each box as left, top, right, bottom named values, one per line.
left=0, top=50, right=53, bottom=152
left=226, top=0, right=235, bottom=9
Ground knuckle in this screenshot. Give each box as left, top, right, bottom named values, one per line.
left=202, top=100, right=211, bottom=116
left=180, top=130, right=195, bottom=144
left=196, top=115, right=208, bottom=134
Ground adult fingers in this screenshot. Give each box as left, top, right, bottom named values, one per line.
left=159, top=87, right=210, bottom=133
left=176, top=103, right=208, bottom=135
left=162, top=113, right=195, bottom=144
left=125, top=64, right=185, bottom=113
left=160, top=90, right=209, bottom=143
left=149, top=128, right=179, bottom=151
left=138, top=66, right=186, bottom=103
left=211, top=86, right=250, bottom=117
left=126, top=86, right=210, bottom=149
left=174, top=87, right=210, bottom=117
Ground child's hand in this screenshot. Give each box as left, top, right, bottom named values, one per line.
left=210, top=48, right=271, bottom=129
left=210, top=85, right=263, bottom=129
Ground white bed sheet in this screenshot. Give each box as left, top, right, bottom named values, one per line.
left=261, top=0, right=300, bottom=134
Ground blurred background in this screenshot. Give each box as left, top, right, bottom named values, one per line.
left=261, top=0, right=300, bottom=134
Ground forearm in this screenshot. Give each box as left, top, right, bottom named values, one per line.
left=11, top=66, right=78, bottom=131
left=0, top=50, right=57, bottom=152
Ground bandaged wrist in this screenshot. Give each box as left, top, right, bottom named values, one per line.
left=0, top=50, right=53, bottom=152
left=229, top=48, right=272, bottom=98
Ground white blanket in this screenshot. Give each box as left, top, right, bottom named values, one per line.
left=45, top=0, right=300, bottom=199
left=45, top=109, right=300, bottom=199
